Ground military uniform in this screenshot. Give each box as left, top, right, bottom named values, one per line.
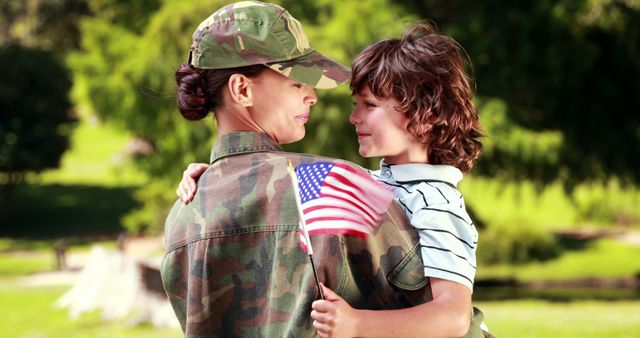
left=161, top=132, right=431, bottom=337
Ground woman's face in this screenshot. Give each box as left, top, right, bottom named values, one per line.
left=349, top=86, right=427, bottom=164
left=249, top=69, right=318, bottom=144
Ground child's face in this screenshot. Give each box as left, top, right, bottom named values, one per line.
left=349, top=86, right=427, bottom=164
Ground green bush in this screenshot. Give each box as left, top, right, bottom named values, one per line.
left=573, top=179, right=640, bottom=228
left=121, top=180, right=176, bottom=235
left=477, top=219, right=560, bottom=264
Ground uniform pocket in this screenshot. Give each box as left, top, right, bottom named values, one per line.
left=387, top=243, right=429, bottom=290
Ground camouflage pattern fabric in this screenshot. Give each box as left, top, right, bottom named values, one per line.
left=189, top=1, right=350, bottom=89
left=161, top=132, right=431, bottom=337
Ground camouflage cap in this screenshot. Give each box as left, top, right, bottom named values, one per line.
left=189, top=1, right=350, bottom=89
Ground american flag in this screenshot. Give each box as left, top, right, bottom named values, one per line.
left=291, top=161, right=394, bottom=252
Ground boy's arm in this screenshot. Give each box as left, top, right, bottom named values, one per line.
left=312, top=278, right=471, bottom=338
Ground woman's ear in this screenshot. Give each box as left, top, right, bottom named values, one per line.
left=227, top=74, right=253, bottom=107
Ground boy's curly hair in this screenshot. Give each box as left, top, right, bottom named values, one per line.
left=350, top=23, right=483, bottom=172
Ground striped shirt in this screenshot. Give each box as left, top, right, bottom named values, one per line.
left=371, top=161, right=478, bottom=291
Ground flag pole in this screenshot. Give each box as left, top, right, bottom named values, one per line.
left=288, top=161, right=324, bottom=300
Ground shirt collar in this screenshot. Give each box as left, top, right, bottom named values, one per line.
left=379, top=160, right=463, bottom=186
left=210, top=132, right=283, bottom=163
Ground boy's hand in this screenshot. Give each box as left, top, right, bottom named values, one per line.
left=311, top=284, right=359, bottom=338
left=177, top=163, right=209, bottom=204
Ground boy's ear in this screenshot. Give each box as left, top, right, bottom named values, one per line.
left=227, top=74, right=253, bottom=107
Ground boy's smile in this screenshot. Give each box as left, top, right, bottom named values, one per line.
left=350, top=86, right=427, bottom=164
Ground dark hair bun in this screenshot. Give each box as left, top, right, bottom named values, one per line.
left=175, top=64, right=210, bottom=120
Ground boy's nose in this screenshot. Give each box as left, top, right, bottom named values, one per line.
left=349, top=108, right=360, bottom=125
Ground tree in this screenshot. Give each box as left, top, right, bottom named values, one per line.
left=399, top=0, right=640, bottom=186
left=0, top=44, right=75, bottom=223
left=0, top=0, right=90, bottom=53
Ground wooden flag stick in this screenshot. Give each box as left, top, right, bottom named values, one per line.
left=288, top=161, right=324, bottom=300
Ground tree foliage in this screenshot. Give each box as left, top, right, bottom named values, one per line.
left=0, top=44, right=74, bottom=224
left=401, top=0, right=640, bottom=185
left=67, top=0, right=640, bottom=233
left=0, top=0, right=90, bottom=52
left=0, top=44, right=74, bottom=175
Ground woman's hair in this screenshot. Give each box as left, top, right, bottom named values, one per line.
left=351, top=23, right=483, bottom=172
left=175, top=63, right=267, bottom=120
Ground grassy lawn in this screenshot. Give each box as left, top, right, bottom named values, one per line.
left=0, top=280, right=181, bottom=338
left=4, top=280, right=639, bottom=338
left=35, top=113, right=147, bottom=187
left=477, top=239, right=640, bottom=281
left=0, top=242, right=181, bottom=338
left=477, top=300, right=640, bottom=338
left=1, top=241, right=638, bottom=337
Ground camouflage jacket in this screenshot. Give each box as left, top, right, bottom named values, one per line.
left=161, top=132, right=431, bottom=337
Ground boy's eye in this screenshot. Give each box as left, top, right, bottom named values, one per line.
left=365, top=101, right=376, bottom=107
left=293, top=83, right=303, bottom=88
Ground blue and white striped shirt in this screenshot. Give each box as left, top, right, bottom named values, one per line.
left=371, top=161, right=478, bottom=291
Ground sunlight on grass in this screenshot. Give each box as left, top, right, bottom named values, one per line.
left=477, top=299, right=640, bottom=338
left=33, top=114, right=147, bottom=187
left=0, top=281, right=181, bottom=338
left=0, top=241, right=181, bottom=337
left=0, top=250, right=52, bottom=277
left=477, top=239, right=640, bottom=281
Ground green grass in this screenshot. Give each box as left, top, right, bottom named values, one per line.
left=0, top=280, right=182, bottom=338
left=34, top=114, right=147, bottom=187
left=0, top=240, right=638, bottom=337
left=476, top=300, right=640, bottom=338
left=0, top=250, right=52, bottom=277
left=0, top=242, right=181, bottom=337
left=477, top=239, right=640, bottom=281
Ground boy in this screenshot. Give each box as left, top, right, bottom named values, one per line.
left=310, top=23, right=489, bottom=337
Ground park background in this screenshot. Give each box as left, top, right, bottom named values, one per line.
left=1, top=0, right=640, bottom=337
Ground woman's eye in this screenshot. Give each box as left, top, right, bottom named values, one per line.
left=293, top=83, right=303, bottom=88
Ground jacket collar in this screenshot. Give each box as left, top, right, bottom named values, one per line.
left=210, top=132, right=282, bottom=164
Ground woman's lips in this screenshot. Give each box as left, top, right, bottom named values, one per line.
left=296, top=114, right=309, bottom=123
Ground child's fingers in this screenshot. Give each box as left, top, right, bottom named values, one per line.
left=315, top=329, right=330, bottom=338
left=181, top=163, right=209, bottom=202
left=319, top=283, right=341, bottom=301
left=186, top=163, right=209, bottom=180
left=313, top=321, right=334, bottom=337
left=311, top=299, right=336, bottom=312
left=176, top=186, right=189, bottom=204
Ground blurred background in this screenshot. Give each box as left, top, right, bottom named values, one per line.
left=1, top=0, right=639, bottom=337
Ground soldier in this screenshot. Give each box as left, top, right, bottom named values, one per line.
left=161, top=1, right=431, bottom=337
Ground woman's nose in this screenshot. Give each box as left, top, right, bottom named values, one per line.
left=305, top=86, right=318, bottom=106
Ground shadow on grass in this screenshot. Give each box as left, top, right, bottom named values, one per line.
left=1, top=183, right=141, bottom=239
left=474, top=285, right=640, bottom=302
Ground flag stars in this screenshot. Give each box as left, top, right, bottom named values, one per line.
left=296, top=162, right=334, bottom=203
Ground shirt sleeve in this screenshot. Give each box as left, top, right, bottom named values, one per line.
left=406, top=196, right=478, bottom=291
